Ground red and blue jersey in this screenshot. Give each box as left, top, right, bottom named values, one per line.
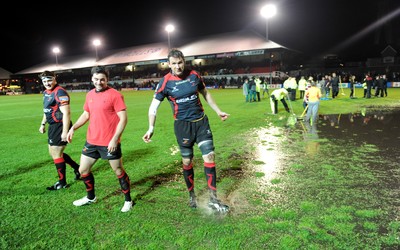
left=154, top=70, right=206, bottom=121
left=43, top=84, right=70, bottom=124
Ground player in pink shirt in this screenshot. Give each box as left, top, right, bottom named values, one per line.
left=67, top=66, right=133, bottom=212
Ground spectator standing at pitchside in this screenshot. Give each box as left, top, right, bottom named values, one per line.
left=242, top=77, right=250, bottom=102
left=331, top=72, right=340, bottom=99
left=364, top=73, right=373, bottom=98
left=304, top=80, right=322, bottom=124
left=349, top=75, right=356, bottom=98
left=298, top=76, right=307, bottom=99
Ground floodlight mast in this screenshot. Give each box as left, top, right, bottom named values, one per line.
left=93, top=39, right=101, bottom=61
left=165, top=24, right=175, bottom=50
left=260, top=4, right=277, bottom=41
left=52, top=47, right=60, bottom=67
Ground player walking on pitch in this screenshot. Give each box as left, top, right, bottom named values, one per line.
left=38, top=70, right=80, bottom=190
left=142, top=49, right=230, bottom=213
left=67, top=66, right=133, bottom=212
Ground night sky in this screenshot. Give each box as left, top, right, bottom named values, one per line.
left=2, top=0, right=399, bottom=73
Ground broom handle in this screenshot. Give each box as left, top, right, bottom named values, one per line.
left=300, top=105, right=308, bottom=117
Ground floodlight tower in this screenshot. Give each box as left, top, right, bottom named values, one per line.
left=260, top=4, right=277, bottom=41
left=93, top=39, right=101, bottom=61
left=165, top=24, right=175, bottom=50
left=52, top=47, right=60, bottom=67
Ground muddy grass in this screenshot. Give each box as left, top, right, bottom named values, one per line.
left=126, top=107, right=400, bottom=247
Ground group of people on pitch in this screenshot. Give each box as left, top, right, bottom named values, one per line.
left=39, top=49, right=230, bottom=213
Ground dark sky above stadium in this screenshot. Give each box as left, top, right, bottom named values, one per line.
left=2, top=0, right=399, bottom=73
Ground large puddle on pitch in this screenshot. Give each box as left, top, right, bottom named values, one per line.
left=251, top=107, right=400, bottom=219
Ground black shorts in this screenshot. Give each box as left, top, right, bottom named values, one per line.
left=48, top=122, right=70, bottom=146
left=174, top=115, right=213, bottom=149
left=82, top=141, right=122, bottom=160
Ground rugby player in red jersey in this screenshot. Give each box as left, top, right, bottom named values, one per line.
left=143, top=49, right=230, bottom=213
left=38, top=70, right=80, bottom=190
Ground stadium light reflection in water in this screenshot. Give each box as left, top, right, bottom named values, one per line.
left=254, top=126, right=281, bottom=185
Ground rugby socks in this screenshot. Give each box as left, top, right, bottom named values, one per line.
left=54, top=157, right=66, bottom=185
left=204, top=162, right=217, bottom=192
left=183, top=162, right=194, bottom=192
left=81, top=173, right=95, bottom=200
left=63, top=153, right=80, bottom=171
left=118, top=171, right=132, bottom=201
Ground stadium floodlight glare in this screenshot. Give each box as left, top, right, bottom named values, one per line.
left=260, top=4, right=277, bottom=41
left=52, top=47, right=60, bottom=67
left=93, top=39, right=101, bottom=61
left=165, top=24, right=175, bottom=50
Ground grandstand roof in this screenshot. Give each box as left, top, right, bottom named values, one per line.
left=0, top=67, right=13, bottom=79
left=15, top=30, right=290, bottom=75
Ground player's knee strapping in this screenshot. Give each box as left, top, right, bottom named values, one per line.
left=180, top=147, right=193, bottom=159
left=198, top=140, right=215, bottom=155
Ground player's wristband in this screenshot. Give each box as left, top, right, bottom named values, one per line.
left=41, top=123, right=46, bottom=126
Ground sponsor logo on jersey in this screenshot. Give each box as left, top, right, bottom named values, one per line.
left=175, top=79, right=189, bottom=85
left=176, top=94, right=198, bottom=103
left=59, top=96, right=69, bottom=102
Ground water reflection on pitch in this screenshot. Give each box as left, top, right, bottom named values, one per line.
left=254, top=108, right=399, bottom=218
